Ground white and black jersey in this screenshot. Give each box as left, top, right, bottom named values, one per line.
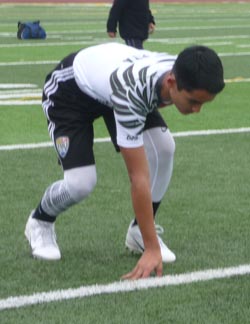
left=73, top=42, right=176, bottom=147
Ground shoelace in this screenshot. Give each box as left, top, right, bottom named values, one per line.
left=155, top=224, right=164, bottom=236
left=155, top=224, right=168, bottom=249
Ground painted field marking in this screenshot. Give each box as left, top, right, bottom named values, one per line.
left=0, top=61, right=58, bottom=66
left=2, top=24, right=250, bottom=39
left=0, top=128, right=250, bottom=151
left=0, top=91, right=42, bottom=99
left=1, top=35, right=250, bottom=49
left=0, top=83, right=38, bottom=88
left=0, top=264, right=249, bottom=311
left=0, top=100, right=41, bottom=105
left=0, top=76, right=249, bottom=106
left=1, top=48, right=250, bottom=67
left=225, top=77, right=250, bottom=83
left=0, top=83, right=42, bottom=104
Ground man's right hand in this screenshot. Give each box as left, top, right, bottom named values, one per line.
left=121, top=248, right=163, bottom=280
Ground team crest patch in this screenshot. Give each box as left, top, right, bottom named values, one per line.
left=56, top=136, right=69, bottom=158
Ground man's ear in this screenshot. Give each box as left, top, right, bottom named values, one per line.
left=166, top=72, right=176, bottom=89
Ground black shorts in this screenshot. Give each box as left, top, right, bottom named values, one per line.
left=43, top=53, right=167, bottom=170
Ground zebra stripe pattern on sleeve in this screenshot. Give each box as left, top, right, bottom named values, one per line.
left=110, top=54, right=175, bottom=136
left=110, top=64, right=159, bottom=136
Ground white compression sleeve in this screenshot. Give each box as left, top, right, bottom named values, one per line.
left=143, top=127, right=175, bottom=202
left=41, top=165, right=97, bottom=217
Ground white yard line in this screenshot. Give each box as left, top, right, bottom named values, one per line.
left=0, top=91, right=41, bottom=99
left=0, top=264, right=249, bottom=311
left=0, top=61, right=58, bottom=66
left=0, top=83, right=38, bottom=88
left=0, top=100, right=41, bottom=105
left=0, top=40, right=100, bottom=48
left=0, top=35, right=250, bottom=49
left=0, top=77, right=248, bottom=106
left=0, top=128, right=250, bottom=151
left=172, top=128, right=250, bottom=137
left=1, top=51, right=250, bottom=68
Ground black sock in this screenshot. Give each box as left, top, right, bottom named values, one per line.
left=152, top=201, right=160, bottom=215
left=32, top=203, right=56, bottom=223
left=132, top=201, right=161, bottom=226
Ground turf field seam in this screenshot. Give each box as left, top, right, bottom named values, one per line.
left=0, top=264, right=249, bottom=311
left=0, top=128, right=250, bottom=151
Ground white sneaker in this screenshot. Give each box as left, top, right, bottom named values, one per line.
left=125, top=221, right=176, bottom=263
left=25, top=211, right=61, bottom=261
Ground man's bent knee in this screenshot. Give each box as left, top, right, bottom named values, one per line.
left=64, top=166, right=97, bottom=203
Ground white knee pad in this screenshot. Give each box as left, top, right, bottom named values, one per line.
left=143, top=127, right=175, bottom=202
left=64, top=165, right=97, bottom=203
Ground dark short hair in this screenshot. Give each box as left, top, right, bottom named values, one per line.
left=172, top=45, right=225, bottom=94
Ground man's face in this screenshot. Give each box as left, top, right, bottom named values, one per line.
left=162, top=73, right=216, bottom=114
left=170, top=86, right=216, bottom=115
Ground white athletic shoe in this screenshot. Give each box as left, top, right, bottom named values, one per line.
left=125, top=221, right=176, bottom=263
left=25, top=211, right=61, bottom=261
